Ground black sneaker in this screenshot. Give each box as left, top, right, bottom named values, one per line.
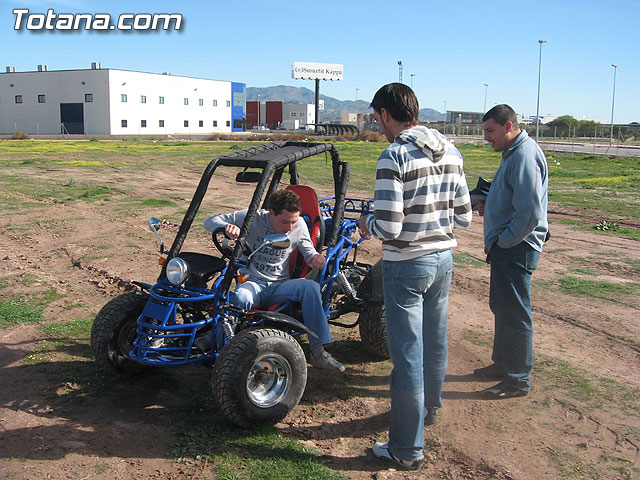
left=473, top=363, right=505, bottom=379
left=372, top=442, right=424, bottom=470
left=425, top=407, right=438, bottom=426
left=481, top=381, right=529, bottom=399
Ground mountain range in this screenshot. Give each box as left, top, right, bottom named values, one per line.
left=246, top=85, right=444, bottom=123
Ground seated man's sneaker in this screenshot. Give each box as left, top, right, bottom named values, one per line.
left=481, top=381, right=529, bottom=399
left=310, top=347, right=345, bottom=373
left=372, top=442, right=424, bottom=471
left=473, top=363, right=505, bottom=379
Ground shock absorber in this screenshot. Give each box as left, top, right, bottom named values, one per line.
left=222, top=315, right=235, bottom=340
left=337, top=270, right=360, bottom=301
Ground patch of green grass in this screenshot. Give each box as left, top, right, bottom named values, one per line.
left=141, top=198, right=177, bottom=207
left=0, top=298, right=45, bottom=327
left=559, top=276, right=639, bottom=299
left=567, top=267, right=599, bottom=276
left=534, top=356, right=640, bottom=414
left=170, top=423, right=346, bottom=480
left=544, top=446, right=600, bottom=479
left=462, top=328, right=492, bottom=347
left=453, top=252, right=485, bottom=268
left=40, top=317, right=92, bottom=338
left=599, top=454, right=639, bottom=480
left=0, top=288, right=65, bottom=328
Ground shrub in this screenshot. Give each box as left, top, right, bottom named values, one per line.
left=12, top=130, right=29, bottom=140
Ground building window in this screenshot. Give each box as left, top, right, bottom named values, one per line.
left=291, top=112, right=297, bottom=117
left=121, top=94, right=127, bottom=102
left=184, top=120, right=189, bottom=127
left=226, top=100, right=231, bottom=107
left=159, top=120, right=165, bottom=127
left=213, top=120, right=218, bottom=127
left=121, top=120, right=127, bottom=128
left=184, top=98, right=188, bottom=105
left=213, top=99, right=217, bottom=106
left=15, top=95, right=23, bottom=104
left=159, top=96, right=165, bottom=104
left=141, top=120, right=147, bottom=128
left=140, top=95, right=147, bottom=104
left=226, top=120, right=230, bottom=127
left=85, top=94, right=93, bottom=102
left=38, top=94, right=46, bottom=103
left=199, top=120, right=204, bottom=127
left=199, top=99, right=204, bottom=106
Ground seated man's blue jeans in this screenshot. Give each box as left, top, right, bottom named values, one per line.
left=232, top=278, right=332, bottom=347
left=382, top=250, right=453, bottom=462
left=489, top=241, right=540, bottom=390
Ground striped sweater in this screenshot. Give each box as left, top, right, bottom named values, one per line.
left=365, top=126, right=472, bottom=261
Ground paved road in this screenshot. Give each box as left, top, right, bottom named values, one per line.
left=538, top=141, right=640, bottom=157
left=452, top=136, right=640, bottom=158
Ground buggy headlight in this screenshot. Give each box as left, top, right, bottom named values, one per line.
left=166, top=257, right=188, bottom=285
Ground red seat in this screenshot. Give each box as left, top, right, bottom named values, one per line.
left=285, top=185, right=324, bottom=279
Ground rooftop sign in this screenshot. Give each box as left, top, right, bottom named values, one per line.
left=292, top=62, right=343, bottom=81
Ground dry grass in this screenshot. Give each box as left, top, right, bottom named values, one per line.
left=12, top=130, right=29, bottom=140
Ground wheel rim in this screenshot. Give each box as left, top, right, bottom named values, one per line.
left=116, top=318, right=138, bottom=360
left=246, top=353, right=292, bottom=408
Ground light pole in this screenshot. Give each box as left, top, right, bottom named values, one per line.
left=410, top=73, right=415, bottom=89
left=483, top=83, right=488, bottom=113
left=443, top=100, right=447, bottom=134
left=535, top=39, right=547, bottom=142
left=257, top=94, right=261, bottom=129
left=355, top=88, right=359, bottom=113
left=610, top=64, right=618, bottom=144
left=397, top=60, right=403, bottom=83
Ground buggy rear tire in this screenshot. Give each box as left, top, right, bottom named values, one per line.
left=358, top=303, right=390, bottom=359
left=91, top=291, right=150, bottom=376
left=213, top=328, right=307, bottom=428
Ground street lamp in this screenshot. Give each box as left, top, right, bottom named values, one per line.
left=257, top=94, right=261, bottom=128
left=610, top=64, right=618, bottom=144
left=397, top=60, right=403, bottom=84
left=483, top=83, right=488, bottom=113
left=410, top=73, right=415, bottom=89
left=443, top=100, right=447, bottom=134
left=355, top=88, right=359, bottom=113
left=535, top=39, right=547, bottom=143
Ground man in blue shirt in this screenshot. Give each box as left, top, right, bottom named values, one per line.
left=475, top=104, right=548, bottom=398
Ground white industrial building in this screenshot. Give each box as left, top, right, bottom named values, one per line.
left=0, top=63, right=246, bottom=135
left=282, top=103, right=315, bottom=130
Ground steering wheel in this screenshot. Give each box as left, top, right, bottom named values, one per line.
left=211, top=226, right=235, bottom=259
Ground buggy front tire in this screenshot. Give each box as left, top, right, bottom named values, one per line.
left=358, top=302, right=390, bottom=359
left=213, top=328, right=307, bottom=428
left=91, top=291, right=150, bottom=376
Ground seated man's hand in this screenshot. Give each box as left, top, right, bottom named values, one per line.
left=357, top=215, right=371, bottom=239
left=308, top=254, right=326, bottom=270
left=225, top=224, right=241, bottom=240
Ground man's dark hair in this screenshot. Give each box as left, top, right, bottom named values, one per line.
left=370, top=83, right=419, bottom=124
left=483, top=104, right=519, bottom=128
left=269, top=189, right=301, bottom=215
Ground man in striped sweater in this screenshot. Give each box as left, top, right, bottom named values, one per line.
left=358, top=83, right=472, bottom=471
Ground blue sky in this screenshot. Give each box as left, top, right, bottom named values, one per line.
left=2, top=0, right=638, bottom=123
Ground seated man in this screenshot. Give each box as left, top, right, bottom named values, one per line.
left=204, top=189, right=345, bottom=372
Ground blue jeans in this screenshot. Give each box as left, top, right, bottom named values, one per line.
left=232, top=278, right=332, bottom=347
left=382, top=250, right=453, bottom=462
left=489, top=242, right=540, bottom=390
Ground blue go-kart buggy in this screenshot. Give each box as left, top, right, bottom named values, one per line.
left=90, top=141, right=388, bottom=427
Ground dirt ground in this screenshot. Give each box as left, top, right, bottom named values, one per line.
left=1, top=161, right=639, bottom=480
